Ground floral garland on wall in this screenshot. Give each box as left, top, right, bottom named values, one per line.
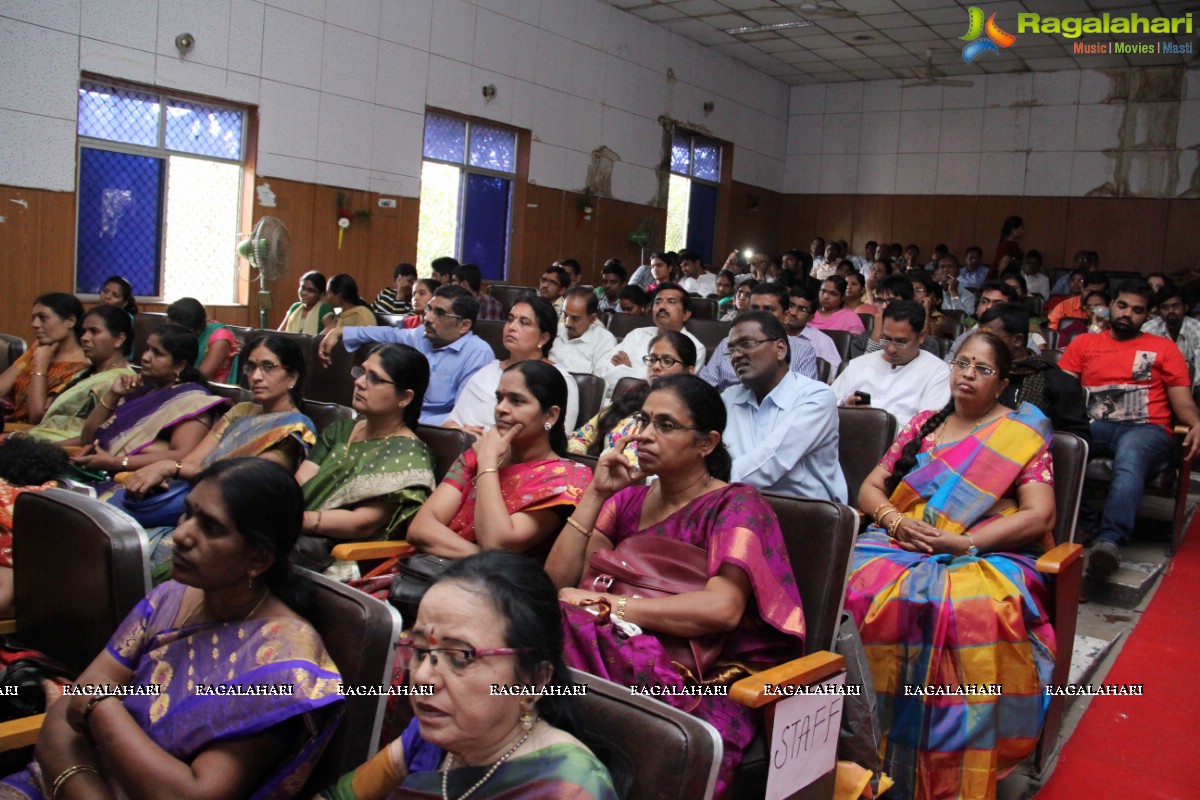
left=336, top=191, right=371, bottom=250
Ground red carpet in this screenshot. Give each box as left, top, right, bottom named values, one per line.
left=1037, top=519, right=1200, bottom=799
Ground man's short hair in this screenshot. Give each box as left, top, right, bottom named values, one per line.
left=452, top=263, right=483, bottom=292
left=750, top=282, right=789, bottom=307
left=652, top=282, right=692, bottom=314
left=1084, top=288, right=1111, bottom=306
left=789, top=285, right=815, bottom=304
left=980, top=280, right=1019, bottom=302
left=564, top=285, right=599, bottom=315
left=430, top=256, right=460, bottom=277
left=965, top=245, right=983, bottom=258
left=731, top=310, right=790, bottom=363
left=677, top=248, right=702, bottom=264
left=877, top=274, right=914, bottom=300
left=866, top=240, right=878, bottom=248
left=601, top=262, right=628, bottom=282
left=1084, top=270, right=1109, bottom=288
left=556, top=258, right=581, bottom=275
left=544, top=265, right=571, bottom=289
left=978, top=303, right=1030, bottom=343
left=1115, top=278, right=1155, bottom=307
left=1023, top=249, right=1043, bottom=267
left=393, top=262, right=417, bottom=280
left=433, top=283, right=479, bottom=327
left=1156, top=283, right=1184, bottom=308
left=617, top=285, right=649, bottom=308
left=882, top=299, right=926, bottom=333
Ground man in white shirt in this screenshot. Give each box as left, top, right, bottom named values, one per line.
left=599, top=283, right=706, bottom=395
left=677, top=248, right=718, bottom=297
left=551, top=287, right=618, bottom=375
left=811, top=242, right=842, bottom=281
left=852, top=241, right=877, bottom=275
left=784, top=286, right=842, bottom=378
left=722, top=311, right=846, bottom=502
left=833, top=300, right=951, bottom=424
left=1021, top=251, right=1051, bottom=299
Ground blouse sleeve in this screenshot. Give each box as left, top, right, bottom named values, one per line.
left=879, top=410, right=935, bottom=472
left=568, top=412, right=602, bottom=454
left=442, top=450, right=476, bottom=491
left=1018, top=446, right=1055, bottom=486
left=307, top=417, right=351, bottom=465
left=104, top=584, right=175, bottom=669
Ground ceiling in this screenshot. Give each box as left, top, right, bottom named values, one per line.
left=604, top=0, right=1199, bottom=85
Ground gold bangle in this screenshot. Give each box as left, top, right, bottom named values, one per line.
left=878, top=509, right=901, bottom=528
left=51, top=765, right=99, bottom=800
left=615, top=595, right=628, bottom=620
left=478, top=467, right=499, bottom=476
left=98, top=395, right=116, bottom=412
left=565, top=516, right=592, bottom=539
left=872, top=502, right=895, bottom=523
left=887, top=514, right=904, bottom=540
left=30, top=371, right=47, bottom=378
left=120, top=456, right=129, bottom=470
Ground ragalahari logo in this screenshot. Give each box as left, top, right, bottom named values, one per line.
left=960, top=7, right=1016, bottom=62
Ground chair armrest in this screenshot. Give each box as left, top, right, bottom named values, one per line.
left=0, top=714, right=45, bottom=751
left=1035, top=542, right=1083, bottom=575
left=729, top=651, right=846, bottom=709
left=0, top=619, right=15, bottom=635
left=330, top=541, right=415, bottom=561
left=2, top=423, right=33, bottom=433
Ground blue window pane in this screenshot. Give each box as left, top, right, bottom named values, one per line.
left=165, top=100, right=243, bottom=160
left=686, top=182, right=717, bottom=266
left=424, top=114, right=466, bottom=163
left=692, top=139, right=721, bottom=182
left=76, top=147, right=164, bottom=296
left=461, top=174, right=511, bottom=280
left=78, top=81, right=160, bottom=147
left=671, top=130, right=691, bottom=175
left=468, top=122, right=516, bottom=173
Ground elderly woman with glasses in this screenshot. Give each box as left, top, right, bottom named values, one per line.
left=293, top=344, right=435, bottom=576
left=548, top=374, right=805, bottom=797
left=846, top=331, right=1057, bottom=800
left=319, top=551, right=626, bottom=800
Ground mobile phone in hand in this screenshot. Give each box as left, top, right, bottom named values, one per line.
left=853, top=391, right=871, bottom=405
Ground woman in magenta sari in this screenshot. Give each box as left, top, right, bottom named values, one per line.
left=1, top=458, right=343, bottom=800
left=407, top=361, right=591, bottom=563
left=547, top=374, right=805, bottom=797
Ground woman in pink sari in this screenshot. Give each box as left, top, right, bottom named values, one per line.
left=547, top=374, right=805, bottom=797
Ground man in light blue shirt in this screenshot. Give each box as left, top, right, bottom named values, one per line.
left=317, top=284, right=494, bottom=424
left=721, top=311, right=847, bottom=503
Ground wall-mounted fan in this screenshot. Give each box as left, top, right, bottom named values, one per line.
left=236, top=216, right=290, bottom=328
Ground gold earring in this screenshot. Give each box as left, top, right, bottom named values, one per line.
left=520, top=699, right=536, bottom=731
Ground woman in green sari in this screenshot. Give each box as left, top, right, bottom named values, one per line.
left=26, top=305, right=136, bottom=444
left=295, top=344, right=435, bottom=577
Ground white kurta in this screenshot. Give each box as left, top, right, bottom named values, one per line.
left=445, top=359, right=580, bottom=431
left=831, top=350, right=952, bottom=426
left=549, top=322, right=618, bottom=376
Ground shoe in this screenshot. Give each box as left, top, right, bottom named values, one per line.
left=1087, top=541, right=1121, bottom=579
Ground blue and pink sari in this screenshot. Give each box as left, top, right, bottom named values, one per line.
left=845, top=402, right=1057, bottom=800
left=1, top=581, right=344, bottom=799
left=94, top=382, right=223, bottom=456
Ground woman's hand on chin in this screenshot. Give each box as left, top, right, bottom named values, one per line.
left=474, top=423, right=519, bottom=470
left=31, top=342, right=58, bottom=372
left=589, top=436, right=643, bottom=497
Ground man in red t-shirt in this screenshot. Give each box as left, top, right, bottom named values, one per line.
left=1059, top=279, right=1200, bottom=578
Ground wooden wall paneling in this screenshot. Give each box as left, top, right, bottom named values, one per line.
left=309, top=185, right=373, bottom=283
left=889, top=196, right=938, bottom=255
left=397, top=198, right=420, bottom=267
left=972, top=196, right=1023, bottom=262
left=930, top=196, right=979, bottom=259
left=724, top=181, right=782, bottom=261
left=1065, top=198, right=1168, bottom=273
left=251, top=177, right=315, bottom=327
left=1020, top=197, right=1071, bottom=269
left=364, top=194, right=405, bottom=304
left=558, top=189, right=602, bottom=284
left=0, top=185, right=77, bottom=337
left=1164, top=199, right=1200, bottom=279
left=778, top=195, right=819, bottom=249
left=813, top=195, right=855, bottom=246
left=850, top=195, right=894, bottom=256
left=596, top=197, right=666, bottom=278
left=515, top=185, right=566, bottom=287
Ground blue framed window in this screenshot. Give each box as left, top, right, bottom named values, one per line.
left=75, top=80, right=247, bottom=304
left=665, top=129, right=722, bottom=265
left=416, top=113, right=517, bottom=280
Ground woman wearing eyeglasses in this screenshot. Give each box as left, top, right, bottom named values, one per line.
left=548, top=374, right=805, bottom=797
left=318, top=551, right=625, bottom=800
left=846, top=331, right=1057, bottom=800
left=294, top=344, right=435, bottom=575
left=568, top=331, right=696, bottom=467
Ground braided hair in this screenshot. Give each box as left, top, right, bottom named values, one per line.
left=884, top=330, right=1012, bottom=495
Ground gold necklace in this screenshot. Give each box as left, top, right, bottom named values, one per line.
left=441, top=724, right=534, bottom=800
left=178, top=590, right=269, bottom=627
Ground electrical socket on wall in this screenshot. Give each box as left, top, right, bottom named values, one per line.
left=378, top=198, right=397, bottom=208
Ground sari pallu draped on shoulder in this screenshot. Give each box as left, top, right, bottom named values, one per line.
left=0, top=581, right=344, bottom=800
left=4, top=350, right=89, bottom=423
left=94, top=382, right=224, bottom=456
left=26, top=366, right=137, bottom=442
left=844, top=402, right=1057, bottom=800
left=560, top=483, right=804, bottom=798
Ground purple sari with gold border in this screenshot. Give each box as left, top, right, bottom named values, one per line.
left=94, top=382, right=223, bottom=456
left=1, top=581, right=344, bottom=800
left=560, top=483, right=804, bottom=798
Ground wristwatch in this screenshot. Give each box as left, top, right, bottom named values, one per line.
left=964, top=533, right=979, bottom=557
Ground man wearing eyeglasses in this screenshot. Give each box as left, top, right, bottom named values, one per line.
left=722, top=311, right=846, bottom=502
left=598, top=283, right=707, bottom=396
left=832, top=300, right=951, bottom=424
left=550, top=287, right=617, bottom=375
left=538, top=266, right=571, bottom=315
left=700, top=283, right=817, bottom=391
left=784, top=286, right=841, bottom=379
left=317, top=284, right=494, bottom=424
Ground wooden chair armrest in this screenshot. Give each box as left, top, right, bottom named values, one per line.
left=0, top=619, right=15, bottom=635
left=0, top=714, right=45, bottom=751
left=1036, top=542, right=1083, bottom=575
left=729, top=651, right=846, bottom=709
left=330, top=541, right=415, bottom=561
left=3, top=423, right=33, bottom=433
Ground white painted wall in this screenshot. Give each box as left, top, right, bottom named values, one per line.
left=784, top=69, right=1200, bottom=198
left=0, top=0, right=790, bottom=201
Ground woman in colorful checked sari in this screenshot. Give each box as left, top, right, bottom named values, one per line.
left=0, top=458, right=344, bottom=800
left=548, top=374, right=806, bottom=798
left=846, top=330, right=1058, bottom=800
left=408, top=361, right=592, bottom=563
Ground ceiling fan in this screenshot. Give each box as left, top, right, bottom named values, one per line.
left=900, top=49, right=975, bottom=88
left=789, top=1, right=858, bottom=19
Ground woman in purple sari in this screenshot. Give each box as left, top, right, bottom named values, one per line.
left=1, top=458, right=344, bottom=799
left=546, top=374, right=805, bottom=797
left=71, top=324, right=222, bottom=478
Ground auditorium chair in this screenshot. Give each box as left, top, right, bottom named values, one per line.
left=607, top=313, right=653, bottom=341
left=0, top=333, right=27, bottom=373
left=304, top=400, right=354, bottom=436
left=571, top=372, right=605, bottom=424
left=473, top=318, right=507, bottom=359
left=822, top=329, right=852, bottom=375
left=836, top=407, right=897, bottom=512
left=132, top=312, right=167, bottom=361
left=684, top=318, right=732, bottom=357
left=485, top=284, right=533, bottom=314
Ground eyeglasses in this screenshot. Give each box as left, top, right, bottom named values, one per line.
left=789, top=305, right=813, bottom=314
left=949, top=359, right=997, bottom=377
left=397, top=638, right=533, bottom=675
left=242, top=359, right=282, bottom=377
left=631, top=413, right=701, bottom=435
left=642, top=354, right=682, bottom=368
left=425, top=306, right=463, bottom=320
left=350, top=365, right=395, bottom=386
left=879, top=336, right=915, bottom=349
left=727, top=337, right=778, bottom=355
